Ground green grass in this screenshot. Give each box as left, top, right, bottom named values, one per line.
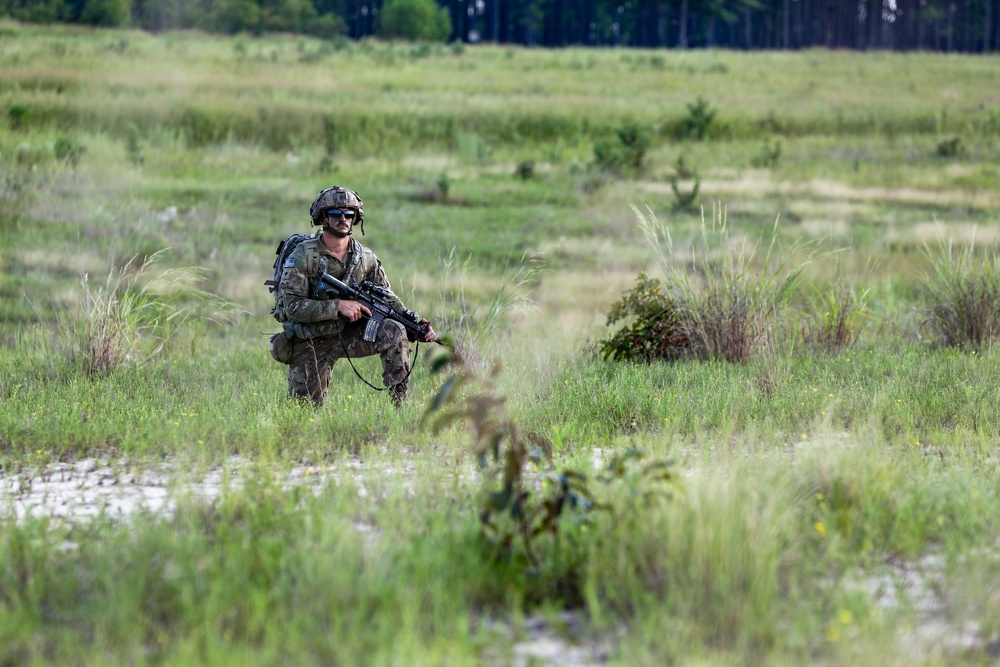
left=3, top=24, right=1000, bottom=666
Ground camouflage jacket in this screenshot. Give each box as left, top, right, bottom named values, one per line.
left=276, top=233, right=406, bottom=338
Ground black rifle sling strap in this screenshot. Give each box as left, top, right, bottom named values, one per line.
left=337, top=326, right=420, bottom=392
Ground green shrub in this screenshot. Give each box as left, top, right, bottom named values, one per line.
left=620, top=205, right=808, bottom=363
left=376, top=0, right=451, bottom=42
left=750, top=137, right=782, bottom=168
left=54, top=136, right=85, bottom=167
left=920, top=239, right=1000, bottom=348
left=80, top=0, right=131, bottom=27
left=678, top=96, right=717, bottom=141
left=593, top=122, right=650, bottom=176
left=7, top=103, right=29, bottom=131
left=668, top=155, right=700, bottom=210
left=435, top=172, right=450, bottom=200
left=935, top=136, right=963, bottom=158
left=124, top=124, right=143, bottom=166
left=424, top=342, right=679, bottom=567
left=600, top=273, right=690, bottom=362
left=514, top=160, right=535, bottom=180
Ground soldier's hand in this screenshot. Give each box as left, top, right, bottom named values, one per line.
left=418, top=320, right=438, bottom=343
left=338, top=300, right=372, bottom=322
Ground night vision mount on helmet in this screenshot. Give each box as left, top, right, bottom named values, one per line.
left=309, top=186, right=365, bottom=235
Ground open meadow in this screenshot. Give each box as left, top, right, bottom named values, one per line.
left=2, top=20, right=1000, bottom=665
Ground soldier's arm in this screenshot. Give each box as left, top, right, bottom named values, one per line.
left=279, top=251, right=340, bottom=323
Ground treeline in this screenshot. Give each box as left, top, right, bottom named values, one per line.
left=2, top=0, right=999, bottom=52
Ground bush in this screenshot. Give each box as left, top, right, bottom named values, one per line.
left=935, top=136, right=963, bottom=158
left=514, top=160, right=535, bottom=180
left=124, top=124, right=143, bottom=165
left=54, top=136, right=85, bottom=167
left=750, top=137, right=782, bottom=168
left=668, top=154, right=700, bottom=210
left=606, top=206, right=809, bottom=364
left=8, top=103, right=29, bottom=131
left=80, top=0, right=131, bottom=27
left=600, top=273, right=690, bottom=362
left=376, top=0, right=451, bottom=42
left=593, top=122, right=650, bottom=176
left=920, top=240, right=1000, bottom=348
left=678, top=96, right=717, bottom=141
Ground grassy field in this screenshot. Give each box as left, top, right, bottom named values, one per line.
left=2, top=20, right=1000, bottom=665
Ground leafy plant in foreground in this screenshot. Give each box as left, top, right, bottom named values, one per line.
left=423, top=342, right=679, bottom=567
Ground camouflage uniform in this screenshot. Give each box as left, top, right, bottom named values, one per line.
left=275, top=232, right=412, bottom=406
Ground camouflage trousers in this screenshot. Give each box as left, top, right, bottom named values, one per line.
left=287, top=319, right=410, bottom=406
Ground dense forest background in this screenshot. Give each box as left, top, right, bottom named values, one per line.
left=2, top=0, right=999, bottom=51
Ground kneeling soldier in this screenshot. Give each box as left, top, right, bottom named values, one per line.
left=271, top=186, right=437, bottom=407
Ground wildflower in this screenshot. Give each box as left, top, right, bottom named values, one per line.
left=815, top=493, right=824, bottom=500
left=197, top=440, right=204, bottom=445
left=826, top=624, right=841, bottom=642
left=309, top=418, right=315, bottom=423
left=815, top=521, right=827, bottom=537
left=838, top=609, right=854, bottom=625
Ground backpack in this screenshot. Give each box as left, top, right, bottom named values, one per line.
left=265, top=233, right=318, bottom=323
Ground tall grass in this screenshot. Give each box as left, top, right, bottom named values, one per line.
left=38, top=250, right=244, bottom=375
left=800, top=282, right=873, bottom=355
left=432, top=248, right=540, bottom=373
left=920, top=237, right=1000, bottom=349
left=635, top=204, right=809, bottom=362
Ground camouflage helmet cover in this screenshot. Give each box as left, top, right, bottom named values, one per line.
left=309, top=186, right=365, bottom=229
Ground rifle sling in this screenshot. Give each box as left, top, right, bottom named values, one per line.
left=337, top=325, right=419, bottom=393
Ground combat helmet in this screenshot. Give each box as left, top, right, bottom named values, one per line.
left=310, top=186, right=365, bottom=235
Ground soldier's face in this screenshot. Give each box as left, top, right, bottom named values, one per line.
left=324, top=208, right=355, bottom=237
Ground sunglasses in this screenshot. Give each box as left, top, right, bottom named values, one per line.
left=326, top=208, right=356, bottom=218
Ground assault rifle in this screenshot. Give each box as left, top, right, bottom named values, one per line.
left=315, top=273, right=436, bottom=344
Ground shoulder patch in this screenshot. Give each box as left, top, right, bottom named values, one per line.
left=283, top=257, right=297, bottom=268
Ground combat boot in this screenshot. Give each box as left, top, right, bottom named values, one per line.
left=388, top=381, right=409, bottom=408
